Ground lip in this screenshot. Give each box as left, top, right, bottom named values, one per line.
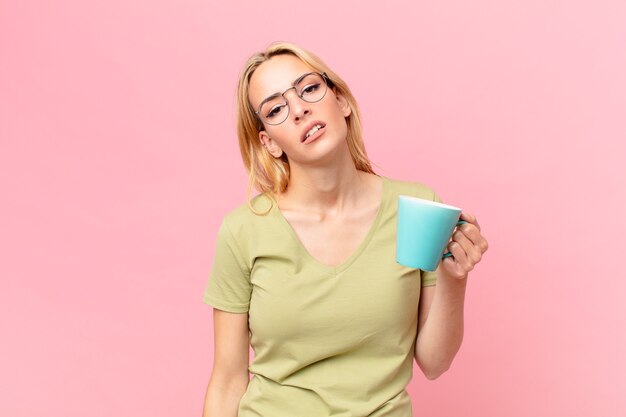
left=301, top=120, right=327, bottom=143
left=302, top=125, right=325, bottom=144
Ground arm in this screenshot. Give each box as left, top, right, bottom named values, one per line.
left=413, top=211, right=488, bottom=379
left=203, top=308, right=251, bottom=417
left=414, top=271, right=467, bottom=380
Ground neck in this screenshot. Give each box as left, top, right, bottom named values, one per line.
left=277, top=153, right=370, bottom=217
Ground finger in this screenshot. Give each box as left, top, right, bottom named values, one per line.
left=451, top=230, right=480, bottom=268
left=460, top=211, right=480, bottom=231
left=458, top=222, right=483, bottom=248
left=447, top=239, right=469, bottom=268
left=441, top=255, right=460, bottom=273
left=443, top=242, right=470, bottom=277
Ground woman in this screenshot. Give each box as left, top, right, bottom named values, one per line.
left=202, top=41, right=489, bottom=417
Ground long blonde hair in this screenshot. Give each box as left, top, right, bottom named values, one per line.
left=236, top=41, right=377, bottom=215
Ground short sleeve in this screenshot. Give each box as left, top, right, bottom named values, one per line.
left=203, top=217, right=252, bottom=313
left=420, top=188, right=443, bottom=287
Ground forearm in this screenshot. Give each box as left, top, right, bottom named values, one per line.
left=202, top=375, right=249, bottom=417
left=414, top=272, right=467, bottom=379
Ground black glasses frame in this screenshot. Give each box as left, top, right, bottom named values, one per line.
left=254, top=72, right=331, bottom=127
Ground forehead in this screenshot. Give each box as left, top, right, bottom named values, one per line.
left=248, top=54, right=316, bottom=108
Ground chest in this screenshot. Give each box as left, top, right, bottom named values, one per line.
left=247, top=205, right=423, bottom=358
left=280, top=204, right=379, bottom=268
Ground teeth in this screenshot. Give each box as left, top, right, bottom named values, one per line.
left=305, top=124, right=323, bottom=139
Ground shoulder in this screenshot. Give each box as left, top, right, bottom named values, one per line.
left=213, top=193, right=278, bottom=261
left=220, top=192, right=277, bottom=237
left=382, top=175, right=440, bottom=201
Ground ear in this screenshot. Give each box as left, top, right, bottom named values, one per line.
left=259, top=130, right=284, bottom=159
left=335, top=90, right=352, bottom=118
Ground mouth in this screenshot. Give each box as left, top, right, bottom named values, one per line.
left=301, top=122, right=326, bottom=143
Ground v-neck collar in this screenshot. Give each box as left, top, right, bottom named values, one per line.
left=271, top=175, right=389, bottom=274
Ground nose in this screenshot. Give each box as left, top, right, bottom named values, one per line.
left=283, top=88, right=310, bottom=121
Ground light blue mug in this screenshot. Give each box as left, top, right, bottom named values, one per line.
left=396, top=195, right=468, bottom=271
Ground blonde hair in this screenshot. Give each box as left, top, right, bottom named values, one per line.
left=236, top=41, right=377, bottom=215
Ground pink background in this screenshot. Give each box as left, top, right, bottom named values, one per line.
left=1, top=0, right=624, bottom=416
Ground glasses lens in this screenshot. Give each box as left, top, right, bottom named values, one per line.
left=297, top=73, right=327, bottom=103
left=259, top=73, right=327, bottom=125
left=259, top=97, right=288, bottom=125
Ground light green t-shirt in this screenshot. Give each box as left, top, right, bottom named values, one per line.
left=203, top=175, right=443, bottom=416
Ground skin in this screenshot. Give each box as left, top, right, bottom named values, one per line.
left=416, top=212, right=489, bottom=379
left=247, top=54, right=490, bottom=379
left=249, top=54, right=377, bottom=217
left=204, top=53, right=489, bottom=416
left=248, top=54, right=384, bottom=268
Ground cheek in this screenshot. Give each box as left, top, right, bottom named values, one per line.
left=332, top=100, right=351, bottom=126
left=331, top=107, right=349, bottom=133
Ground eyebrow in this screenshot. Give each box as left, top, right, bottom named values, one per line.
left=257, top=72, right=311, bottom=111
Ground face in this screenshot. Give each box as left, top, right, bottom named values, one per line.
left=248, top=54, right=352, bottom=163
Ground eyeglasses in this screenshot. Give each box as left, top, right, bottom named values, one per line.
left=254, top=72, right=330, bottom=126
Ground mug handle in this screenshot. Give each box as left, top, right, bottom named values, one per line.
left=442, top=220, right=469, bottom=258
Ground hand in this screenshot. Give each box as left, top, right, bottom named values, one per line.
left=439, top=211, right=489, bottom=279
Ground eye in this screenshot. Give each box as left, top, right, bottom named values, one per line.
left=266, top=104, right=286, bottom=118
left=301, top=83, right=320, bottom=95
